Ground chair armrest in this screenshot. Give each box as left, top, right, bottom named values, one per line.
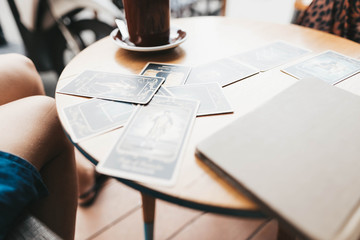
left=6, top=214, right=61, bottom=240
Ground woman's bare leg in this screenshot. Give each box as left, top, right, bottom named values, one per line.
left=0, top=53, right=97, bottom=199
left=0, top=54, right=44, bottom=105
left=0, top=54, right=79, bottom=239
left=0, top=53, right=100, bottom=238
left=0, top=96, right=77, bottom=240
left=75, top=149, right=96, bottom=200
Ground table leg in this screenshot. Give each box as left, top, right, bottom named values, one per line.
left=141, top=192, right=156, bottom=240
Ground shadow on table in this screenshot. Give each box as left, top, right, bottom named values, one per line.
left=114, top=47, right=186, bottom=72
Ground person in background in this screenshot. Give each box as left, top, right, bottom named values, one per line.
left=0, top=53, right=106, bottom=239
left=296, top=0, right=360, bottom=43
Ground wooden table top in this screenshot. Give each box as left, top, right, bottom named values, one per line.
left=55, top=16, right=360, bottom=216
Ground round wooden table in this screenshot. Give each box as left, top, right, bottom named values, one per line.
left=55, top=16, right=360, bottom=239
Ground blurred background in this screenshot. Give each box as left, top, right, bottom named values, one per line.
left=0, top=0, right=298, bottom=96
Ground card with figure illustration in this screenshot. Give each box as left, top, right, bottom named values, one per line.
left=233, top=41, right=311, bottom=71
left=186, top=57, right=259, bottom=86
left=96, top=96, right=199, bottom=186
left=140, top=62, right=191, bottom=87
left=282, top=50, right=360, bottom=85
left=63, top=98, right=137, bottom=142
left=167, top=83, right=233, bottom=116
left=57, top=70, right=164, bottom=104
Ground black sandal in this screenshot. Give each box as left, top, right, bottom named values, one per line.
left=79, top=174, right=109, bottom=207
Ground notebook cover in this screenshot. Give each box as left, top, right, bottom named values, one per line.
left=196, top=78, right=360, bottom=240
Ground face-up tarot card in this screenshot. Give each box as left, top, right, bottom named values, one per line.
left=167, top=83, right=233, bottom=116
left=233, top=41, right=311, bottom=71
left=186, top=57, right=259, bottom=87
left=96, top=96, right=199, bottom=186
left=63, top=98, right=136, bottom=143
left=57, top=70, right=164, bottom=104
left=282, top=50, right=360, bottom=85
left=156, top=86, right=173, bottom=97
left=140, top=62, right=191, bottom=87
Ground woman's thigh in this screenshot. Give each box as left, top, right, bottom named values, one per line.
left=0, top=95, right=70, bottom=170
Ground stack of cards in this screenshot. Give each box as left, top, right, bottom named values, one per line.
left=140, top=63, right=234, bottom=116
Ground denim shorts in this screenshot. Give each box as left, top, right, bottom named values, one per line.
left=0, top=151, right=48, bottom=239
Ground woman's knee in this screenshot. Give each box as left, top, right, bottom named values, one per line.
left=7, top=54, right=35, bottom=70
left=10, top=54, right=44, bottom=94
left=0, top=54, right=45, bottom=105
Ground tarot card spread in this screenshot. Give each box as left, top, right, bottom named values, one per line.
left=96, top=96, right=199, bottom=186
left=186, top=57, right=259, bottom=87
left=57, top=70, right=164, bottom=104
left=140, top=62, right=191, bottom=87
left=282, top=50, right=360, bottom=85
left=63, top=98, right=136, bottom=143
left=233, top=41, right=311, bottom=71
left=167, top=83, right=233, bottom=116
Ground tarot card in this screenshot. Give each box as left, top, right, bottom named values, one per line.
left=140, top=62, right=191, bottom=87
left=96, top=96, right=199, bottom=186
left=156, top=86, right=173, bottom=96
left=233, top=41, right=311, bottom=71
left=282, top=50, right=360, bottom=85
left=167, top=83, right=233, bottom=116
left=57, top=70, right=164, bottom=104
left=63, top=98, right=137, bottom=142
left=186, top=57, right=259, bottom=87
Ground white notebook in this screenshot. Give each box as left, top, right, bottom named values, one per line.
left=196, top=78, right=360, bottom=240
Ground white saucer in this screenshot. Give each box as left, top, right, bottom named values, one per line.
left=110, top=27, right=187, bottom=52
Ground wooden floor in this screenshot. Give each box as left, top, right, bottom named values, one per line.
left=75, top=178, right=279, bottom=240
